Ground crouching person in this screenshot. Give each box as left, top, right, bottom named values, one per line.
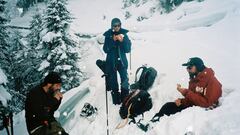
left=25, top=72, right=68, bottom=135
left=139, top=57, right=222, bottom=131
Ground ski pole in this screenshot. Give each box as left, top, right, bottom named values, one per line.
left=3, top=115, right=10, bottom=135
left=105, top=88, right=109, bottom=135
left=129, top=50, right=133, bottom=84
left=102, top=75, right=109, bottom=135
left=10, top=112, right=13, bottom=135
left=130, top=50, right=132, bottom=75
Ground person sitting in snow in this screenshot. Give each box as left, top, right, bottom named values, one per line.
left=138, top=57, right=222, bottom=131
left=103, top=18, right=132, bottom=105
left=25, top=72, right=68, bottom=135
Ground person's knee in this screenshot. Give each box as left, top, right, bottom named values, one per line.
left=160, top=102, right=177, bottom=115
left=121, top=79, right=129, bottom=90
left=120, top=73, right=129, bottom=90
left=162, top=102, right=176, bottom=109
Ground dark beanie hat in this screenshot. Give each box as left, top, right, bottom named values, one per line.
left=182, top=57, right=206, bottom=72
left=44, top=72, right=62, bottom=84
left=111, top=18, right=121, bottom=28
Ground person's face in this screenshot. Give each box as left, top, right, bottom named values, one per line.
left=187, top=65, right=197, bottom=74
left=113, top=23, right=121, bottom=32
left=49, top=83, right=62, bottom=92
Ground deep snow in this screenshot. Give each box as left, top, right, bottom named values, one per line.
left=1, top=0, right=240, bottom=135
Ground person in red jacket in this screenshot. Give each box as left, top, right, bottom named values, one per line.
left=138, top=57, right=222, bottom=131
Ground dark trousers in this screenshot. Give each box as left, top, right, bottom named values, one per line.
left=96, top=59, right=129, bottom=92
left=109, top=60, right=129, bottom=92
left=109, top=60, right=129, bottom=103
left=154, top=102, right=189, bottom=118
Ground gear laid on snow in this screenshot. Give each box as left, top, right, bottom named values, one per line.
left=130, top=65, right=157, bottom=91
left=80, top=103, right=98, bottom=118
left=136, top=119, right=154, bottom=132
left=119, top=89, right=153, bottom=119
left=136, top=122, right=149, bottom=132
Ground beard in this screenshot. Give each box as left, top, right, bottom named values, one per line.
left=48, top=86, right=60, bottom=97
left=189, top=72, right=198, bottom=79
left=47, top=86, right=55, bottom=97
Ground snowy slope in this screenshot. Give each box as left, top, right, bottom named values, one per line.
left=67, top=0, right=240, bottom=135
left=1, top=0, right=239, bottom=135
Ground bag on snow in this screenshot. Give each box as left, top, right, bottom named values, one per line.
left=130, top=65, right=157, bottom=91
left=119, top=90, right=152, bottom=119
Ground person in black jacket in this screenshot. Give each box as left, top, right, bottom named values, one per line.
left=25, top=72, right=68, bottom=135
left=103, top=18, right=132, bottom=105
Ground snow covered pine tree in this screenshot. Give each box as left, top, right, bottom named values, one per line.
left=38, top=0, right=83, bottom=90
left=0, top=0, right=9, bottom=72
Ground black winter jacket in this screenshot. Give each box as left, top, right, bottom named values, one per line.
left=25, top=84, right=61, bottom=132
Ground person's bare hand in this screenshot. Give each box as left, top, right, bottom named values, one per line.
left=54, top=91, right=63, bottom=101
left=116, top=35, right=123, bottom=42
left=177, top=84, right=186, bottom=95
left=177, top=84, right=182, bottom=91
left=175, top=99, right=182, bottom=106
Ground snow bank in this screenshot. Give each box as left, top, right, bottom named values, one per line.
left=3, top=0, right=239, bottom=135
left=67, top=0, right=240, bottom=135
left=0, top=69, right=7, bottom=85
left=0, top=68, right=11, bottom=107
left=0, top=85, right=11, bottom=107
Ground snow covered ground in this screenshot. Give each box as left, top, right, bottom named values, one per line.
left=1, top=0, right=240, bottom=134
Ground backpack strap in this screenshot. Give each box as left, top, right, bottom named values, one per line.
left=134, top=66, right=147, bottom=83
left=141, top=68, right=151, bottom=90
left=125, top=90, right=141, bottom=107
left=116, top=103, right=133, bottom=129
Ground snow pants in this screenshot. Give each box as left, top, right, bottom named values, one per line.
left=154, top=102, right=189, bottom=119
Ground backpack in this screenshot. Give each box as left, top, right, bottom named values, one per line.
left=119, top=90, right=152, bottom=119
left=130, top=66, right=157, bottom=91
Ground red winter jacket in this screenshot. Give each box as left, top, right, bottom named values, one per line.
left=181, top=68, right=222, bottom=108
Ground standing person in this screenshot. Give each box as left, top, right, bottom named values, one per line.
left=103, top=18, right=132, bottom=105
left=25, top=72, right=68, bottom=135
left=138, top=57, right=222, bottom=131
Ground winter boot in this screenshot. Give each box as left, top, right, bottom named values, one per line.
left=111, top=91, right=121, bottom=105
left=80, top=103, right=98, bottom=117
left=150, top=114, right=160, bottom=122
left=120, top=89, right=129, bottom=102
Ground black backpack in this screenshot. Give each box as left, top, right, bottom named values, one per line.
left=130, top=66, right=157, bottom=91
left=119, top=90, right=152, bottom=119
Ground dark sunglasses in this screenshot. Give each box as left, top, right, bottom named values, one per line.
left=113, top=24, right=121, bottom=28
left=187, top=65, right=193, bottom=70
